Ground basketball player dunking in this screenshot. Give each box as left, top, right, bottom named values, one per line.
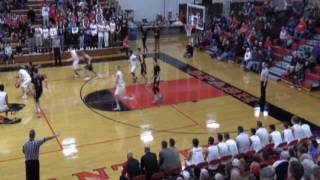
left=152, top=57, right=162, bottom=103
left=128, top=50, right=139, bottom=83
left=137, top=48, right=148, bottom=84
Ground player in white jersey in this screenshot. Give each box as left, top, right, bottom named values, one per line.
left=17, top=66, right=32, bottom=99
left=250, top=128, right=262, bottom=152
left=256, top=121, right=270, bottom=148
left=67, top=46, right=81, bottom=78
left=113, top=65, right=130, bottom=111
left=291, top=116, right=304, bottom=141
left=269, top=124, right=283, bottom=148
left=283, top=122, right=294, bottom=143
left=0, top=84, right=9, bottom=116
left=301, top=122, right=312, bottom=138
left=224, top=133, right=239, bottom=157
left=187, top=138, right=205, bottom=166
left=217, top=133, right=229, bottom=157
left=205, top=136, right=219, bottom=170
left=128, top=50, right=139, bottom=83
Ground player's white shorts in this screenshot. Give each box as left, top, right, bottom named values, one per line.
left=0, top=105, right=9, bottom=112
left=114, top=85, right=125, bottom=96
left=21, top=79, right=31, bottom=88
left=130, top=65, right=138, bottom=73
left=72, top=62, right=80, bottom=70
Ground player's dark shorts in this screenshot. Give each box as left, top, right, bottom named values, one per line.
left=141, top=63, right=146, bottom=75
left=35, top=88, right=43, bottom=103
left=85, top=64, right=93, bottom=71
left=153, top=76, right=160, bottom=86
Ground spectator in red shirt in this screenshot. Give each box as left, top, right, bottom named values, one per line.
left=295, top=18, right=307, bottom=38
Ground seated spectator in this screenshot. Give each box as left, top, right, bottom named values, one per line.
left=187, top=138, right=205, bottom=166
left=204, top=136, right=219, bottom=169
left=256, top=121, right=270, bottom=148
left=224, top=133, right=239, bottom=157
left=291, top=116, right=305, bottom=141
left=273, top=151, right=289, bottom=180
left=236, top=126, right=251, bottom=153
left=260, top=165, right=275, bottom=180
left=121, top=152, right=141, bottom=180
left=283, top=122, right=295, bottom=144
left=249, top=162, right=261, bottom=180
left=287, top=160, right=304, bottom=180
left=140, top=147, right=159, bottom=180
left=199, top=168, right=209, bottom=180
left=217, top=133, right=229, bottom=157
left=230, top=168, right=242, bottom=180
left=250, top=128, right=262, bottom=152
left=269, top=124, right=283, bottom=148
left=311, top=166, right=320, bottom=180
left=301, top=159, right=315, bottom=180
left=310, top=140, right=319, bottom=160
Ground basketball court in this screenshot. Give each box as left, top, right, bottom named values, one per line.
left=0, top=36, right=320, bottom=179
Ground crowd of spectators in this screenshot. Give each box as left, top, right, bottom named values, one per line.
left=194, top=1, right=320, bottom=77
left=120, top=116, right=320, bottom=180
left=0, top=0, right=128, bottom=64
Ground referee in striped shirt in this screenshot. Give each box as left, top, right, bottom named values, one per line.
left=23, top=129, right=60, bottom=180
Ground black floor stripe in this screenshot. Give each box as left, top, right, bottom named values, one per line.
left=156, top=52, right=320, bottom=135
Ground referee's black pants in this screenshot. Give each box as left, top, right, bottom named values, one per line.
left=53, top=47, right=61, bottom=66
left=26, top=160, right=40, bottom=180
left=260, top=81, right=267, bottom=112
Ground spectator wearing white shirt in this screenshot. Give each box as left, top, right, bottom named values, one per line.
left=301, top=123, right=312, bottom=138
left=35, top=26, right=43, bottom=52
left=4, top=43, right=13, bottom=64
left=291, top=116, right=305, bottom=141
left=97, top=21, right=104, bottom=48
left=243, top=48, right=252, bottom=68
left=283, top=122, right=295, bottom=144
left=42, top=26, right=50, bottom=52
left=279, top=26, right=288, bottom=48
left=109, top=20, right=116, bottom=46
left=224, top=133, right=239, bottom=157
left=217, top=133, right=229, bottom=157
left=204, top=136, right=219, bottom=170
left=42, top=3, right=50, bottom=26
left=256, top=121, right=270, bottom=148
left=250, top=128, right=262, bottom=152
left=104, top=21, right=110, bottom=48
left=236, top=126, right=251, bottom=153
left=269, top=124, right=283, bottom=148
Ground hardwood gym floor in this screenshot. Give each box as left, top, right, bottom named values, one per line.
left=0, top=36, right=319, bottom=179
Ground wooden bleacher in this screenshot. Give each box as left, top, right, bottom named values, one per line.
left=15, top=47, right=123, bottom=63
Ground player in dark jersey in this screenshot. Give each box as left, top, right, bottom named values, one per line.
left=81, top=51, right=100, bottom=80
left=137, top=48, right=148, bottom=84
left=31, top=68, right=48, bottom=117
left=152, top=57, right=162, bottom=103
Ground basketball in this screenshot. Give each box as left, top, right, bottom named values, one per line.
left=15, top=83, right=20, bottom=88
